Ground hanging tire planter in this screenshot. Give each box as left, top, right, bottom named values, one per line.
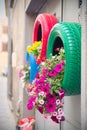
left=47, top=22, right=81, bottom=96
left=33, top=13, right=58, bottom=62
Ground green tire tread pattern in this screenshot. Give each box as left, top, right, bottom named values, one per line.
left=47, top=22, right=81, bottom=96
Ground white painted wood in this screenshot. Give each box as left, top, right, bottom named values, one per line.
left=62, top=96, right=81, bottom=130
left=35, top=110, right=45, bottom=130
left=35, top=110, right=60, bottom=130
left=63, top=0, right=79, bottom=22
left=81, top=0, right=87, bottom=130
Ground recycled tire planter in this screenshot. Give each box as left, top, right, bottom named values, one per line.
left=33, top=13, right=58, bottom=62
left=47, top=22, right=81, bottom=96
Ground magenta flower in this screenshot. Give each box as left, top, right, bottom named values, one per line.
left=54, top=63, right=63, bottom=73
left=61, top=60, right=65, bottom=66
left=28, top=97, right=36, bottom=103
left=58, top=89, right=65, bottom=100
left=45, top=82, right=50, bottom=87
left=51, top=116, right=59, bottom=123
left=41, top=75, right=46, bottom=80
left=27, top=103, right=33, bottom=110
left=42, top=68, right=49, bottom=75
left=41, top=85, right=50, bottom=94
left=35, top=73, right=40, bottom=78
left=46, top=102, right=56, bottom=112
left=48, top=71, right=57, bottom=77
left=35, top=79, right=44, bottom=87
left=38, top=106, right=43, bottom=114
left=27, top=97, right=36, bottom=110
left=36, top=76, right=45, bottom=84
left=46, top=93, right=56, bottom=102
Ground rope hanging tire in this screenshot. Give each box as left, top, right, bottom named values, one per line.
left=33, top=13, right=58, bottom=62
left=47, top=22, right=81, bottom=96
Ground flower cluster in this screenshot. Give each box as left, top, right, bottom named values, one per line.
left=27, top=48, right=65, bottom=123
left=27, top=41, right=41, bottom=59
left=19, top=64, right=30, bottom=87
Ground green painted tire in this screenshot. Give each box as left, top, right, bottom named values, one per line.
left=47, top=22, right=81, bottom=96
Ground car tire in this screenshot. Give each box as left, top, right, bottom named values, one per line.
left=33, top=13, right=58, bottom=62
left=47, top=22, right=81, bottom=96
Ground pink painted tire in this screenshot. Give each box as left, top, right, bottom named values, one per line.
left=33, top=13, right=58, bottom=62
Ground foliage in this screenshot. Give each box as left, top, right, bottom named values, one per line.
left=19, top=64, right=30, bottom=87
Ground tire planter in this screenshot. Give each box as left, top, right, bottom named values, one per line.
left=33, top=13, right=58, bottom=62
left=47, top=22, right=81, bottom=96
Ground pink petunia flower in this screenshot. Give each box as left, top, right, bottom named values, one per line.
left=41, top=85, right=50, bottom=94
left=58, top=108, right=64, bottom=116
left=58, top=89, right=65, bottom=100
left=46, top=102, right=56, bottom=113
left=56, top=99, right=61, bottom=106
left=38, top=91, right=45, bottom=97
left=38, top=106, right=44, bottom=114
left=46, top=93, right=56, bottom=102
left=42, top=68, right=49, bottom=75
left=39, top=99, right=44, bottom=105
left=27, top=103, right=33, bottom=110
left=51, top=115, right=59, bottom=123
left=52, top=112, right=57, bottom=116
left=54, top=63, right=63, bottom=73
left=27, top=97, right=36, bottom=110
left=48, top=71, right=57, bottom=77
left=56, top=115, right=61, bottom=122
left=35, top=73, right=40, bottom=78
left=28, top=97, right=36, bottom=103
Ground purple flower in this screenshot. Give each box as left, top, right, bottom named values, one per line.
left=48, top=71, right=57, bottom=77
left=46, top=93, right=56, bottom=102
left=51, top=116, right=59, bottom=123
left=41, top=85, right=50, bottom=94
left=46, top=102, right=56, bottom=112
left=60, top=116, right=65, bottom=121
left=38, top=106, right=43, bottom=114
left=58, top=89, right=65, bottom=100
left=54, top=63, right=63, bottom=73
